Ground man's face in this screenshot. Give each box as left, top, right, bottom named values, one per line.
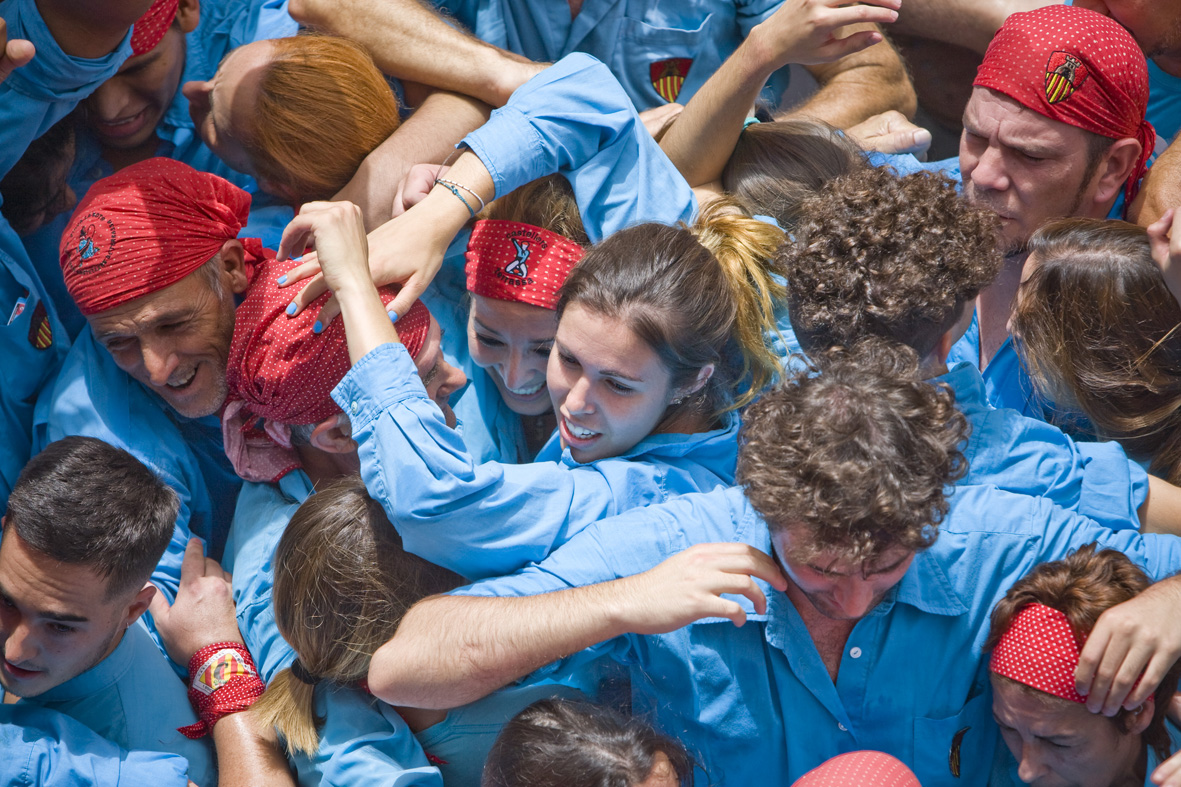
left=83, top=26, right=189, bottom=152
left=770, top=528, right=915, bottom=621
left=412, top=316, right=468, bottom=429
left=1074, top=0, right=1181, bottom=63
left=88, top=259, right=241, bottom=419
left=960, top=87, right=1104, bottom=255
left=0, top=531, right=134, bottom=698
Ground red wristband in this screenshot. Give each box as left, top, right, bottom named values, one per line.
left=177, top=642, right=266, bottom=739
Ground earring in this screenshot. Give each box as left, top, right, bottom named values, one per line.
left=671, top=396, right=685, bottom=406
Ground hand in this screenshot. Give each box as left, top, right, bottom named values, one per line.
left=392, top=163, right=448, bottom=218
left=748, top=0, right=900, bottom=72
left=0, top=18, right=35, bottom=85
left=846, top=110, right=934, bottom=156
left=639, top=103, right=683, bottom=142
left=1148, top=208, right=1181, bottom=306
left=617, top=543, right=788, bottom=634
left=147, top=539, right=243, bottom=666
left=1074, top=575, right=1181, bottom=716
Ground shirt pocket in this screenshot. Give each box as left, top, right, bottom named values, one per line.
left=614, top=14, right=720, bottom=107
left=912, top=690, right=998, bottom=787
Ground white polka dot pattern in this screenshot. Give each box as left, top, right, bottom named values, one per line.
left=791, top=751, right=921, bottom=787
left=465, top=220, right=584, bottom=310
left=990, top=602, right=1088, bottom=703
left=131, top=0, right=180, bottom=56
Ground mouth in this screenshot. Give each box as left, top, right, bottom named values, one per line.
left=165, top=367, right=198, bottom=390
left=559, top=416, right=600, bottom=448
left=92, top=107, right=151, bottom=140
left=2, top=659, right=41, bottom=680
left=502, top=378, right=547, bottom=401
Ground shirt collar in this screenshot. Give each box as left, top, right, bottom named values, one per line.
left=934, top=361, right=989, bottom=417
left=892, top=547, right=970, bottom=617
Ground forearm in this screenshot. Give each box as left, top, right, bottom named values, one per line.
left=1139, top=475, right=1181, bottom=535
left=287, top=0, right=542, bottom=106
left=1130, top=141, right=1181, bottom=226
left=784, top=34, right=917, bottom=127
left=335, top=90, right=491, bottom=230
left=33, top=0, right=151, bottom=57
left=890, top=0, right=1016, bottom=54
left=211, top=711, right=295, bottom=787
left=369, top=586, right=630, bottom=709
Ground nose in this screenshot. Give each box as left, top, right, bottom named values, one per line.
left=140, top=337, right=180, bottom=386
left=3, top=619, right=38, bottom=667
left=502, top=347, right=542, bottom=392
left=1016, top=741, right=1050, bottom=783
left=435, top=360, right=467, bottom=402
left=562, top=375, right=594, bottom=416
left=87, top=77, right=136, bottom=122
left=832, top=579, right=875, bottom=619
left=968, top=143, right=1010, bottom=194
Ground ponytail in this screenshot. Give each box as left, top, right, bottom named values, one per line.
left=252, top=667, right=321, bottom=757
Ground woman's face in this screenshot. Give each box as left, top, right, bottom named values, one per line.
left=547, top=303, right=681, bottom=463
left=468, top=294, right=557, bottom=417
left=991, top=674, right=1148, bottom=787
left=182, top=40, right=274, bottom=179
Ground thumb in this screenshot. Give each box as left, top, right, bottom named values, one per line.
left=0, top=39, right=34, bottom=84
left=386, top=276, right=426, bottom=325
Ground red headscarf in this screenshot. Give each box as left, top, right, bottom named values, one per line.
left=222, top=256, right=433, bottom=483
left=974, top=5, right=1155, bottom=206
left=464, top=220, right=584, bottom=310
left=131, top=0, right=180, bottom=56
left=791, top=752, right=920, bottom=787
left=990, top=602, right=1087, bottom=703
left=60, top=158, right=261, bottom=316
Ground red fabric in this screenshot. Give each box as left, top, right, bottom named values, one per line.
left=791, top=752, right=920, bottom=787
left=178, top=642, right=265, bottom=739
left=222, top=256, right=432, bottom=482
left=990, top=602, right=1088, bottom=703
left=60, top=158, right=252, bottom=316
left=974, top=5, right=1155, bottom=206
left=464, top=220, right=583, bottom=310
left=131, top=0, right=180, bottom=56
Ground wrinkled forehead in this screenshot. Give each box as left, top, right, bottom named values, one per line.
left=964, top=87, right=1089, bottom=148
left=87, top=265, right=221, bottom=338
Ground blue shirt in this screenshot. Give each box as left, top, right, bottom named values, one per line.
left=939, top=361, right=1147, bottom=530
left=0, top=704, right=190, bottom=787
left=456, top=484, right=1181, bottom=786
left=1147, top=59, right=1181, bottom=146
left=333, top=341, right=739, bottom=580
left=11, top=621, right=216, bottom=787
left=34, top=328, right=242, bottom=607
left=435, top=0, right=788, bottom=111
left=426, top=53, right=696, bottom=463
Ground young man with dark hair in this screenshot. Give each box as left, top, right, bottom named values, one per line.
left=0, top=436, right=216, bottom=785
left=361, top=344, right=1181, bottom=785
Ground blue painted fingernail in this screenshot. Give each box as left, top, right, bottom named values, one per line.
left=286, top=302, right=297, bottom=316
left=389, top=311, right=399, bottom=323
left=313, top=320, right=323, bottom=334
left=277, top=274, right=288, bottom=285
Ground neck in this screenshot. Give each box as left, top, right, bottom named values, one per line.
left=1154, top=53, right=1181, bottom=79
left=919, top=355, right=948, bottom=380
left=101, top=135, right=161, bottom=173
left=976, top=252, right=1027, bottom=368
left=293, top=444, right=359, bottom=487
left=782, top=579, right=856, bottom=683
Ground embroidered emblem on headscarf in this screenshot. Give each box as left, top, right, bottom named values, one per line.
left=1045, top=51, right=1089, bottom=104
left=64, top=212, right=116, bottom=275
left=650, top=58, right=693, bottom=103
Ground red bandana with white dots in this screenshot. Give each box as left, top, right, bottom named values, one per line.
left=465, top=220, right=584, bottom=311
left=791, top=751, right=921, bottom=787
left=178, top=642, right=266, bottom=739
left=990, top=602, right=1087, bottom=703
left=973, top=5, right=1155, bottom=207
left=130, top=0, right=179, bottom=55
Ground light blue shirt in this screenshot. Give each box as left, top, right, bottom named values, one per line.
left=12, top=620, right=216, bottom=787
left=1147, top=59, right=1181, bottom=146
left=425, top=53, right=696, bottom=464
left=435, top=0, right=788, bottom=111
left=333, top=341, right=739, bottom=580
left=939, top=361, right=1147, bottom=530
left=0, top=704, right=190, bottom=787
left=456, top=484, right=1181, bottom=786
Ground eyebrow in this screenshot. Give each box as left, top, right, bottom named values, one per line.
left=475, top=318, right=554, bottom=345
left=0, top=586, right=89, bottom=623
left=554, top=340, right=643, bottom=383
left=96, top=307, right=196, bottom=341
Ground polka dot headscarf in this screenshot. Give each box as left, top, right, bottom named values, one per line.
left=130, top=0, right=180, bottom=56
left=464, top=220, right=584, bottom=311
left=990, top=602, right=1088, bottom=703
left=974, top=5, right=1155, bottom=206
left=791, top=752, right=920, bottom=787
left=60, top=158, right=252, bottom=316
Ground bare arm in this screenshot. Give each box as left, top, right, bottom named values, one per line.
left=782, top=27, right=917, bottom=128
left=209, top=713, right=293, bottom=787
left=367, top=543, right=787, bottom=710
left=334, top=90, right=491, bottom=230
left=1140, top=474, right=1181, bottom=536
left=1131, top=142, right=1181, bottom=227
left=287, top=0, right=543, bottom=107
left=33, top=0, right=153, bottom=58
left=891, top=0, right=1059, bottom=54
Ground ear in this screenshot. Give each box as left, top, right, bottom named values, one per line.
left=1125, top=695, right=1156, bottom=736
left=122, top=583, right=157, bottom=629
left=219, top=239, right=250, bottom=295
left=175, top=0, right=201, bottom=35
left=256, top=177, right=301, bottom=206
left=673, top=364, right=715, bottom=403
left=309, top=413, right=358, bottom=454
left=1090, top=137, right=1142, bottom=208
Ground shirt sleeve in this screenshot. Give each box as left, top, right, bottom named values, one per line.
left=460, top=52, right=696, bottom=242
left=0, top=704, right=190, bottom=787
left=333, top=343, right=667, bottom=580
left=1072, top=440, right=1149, bottom=531
left=1032, top=494, right=1181, bottom=580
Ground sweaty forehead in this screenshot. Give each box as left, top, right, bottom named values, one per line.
left=964, top=88, right=1081, bottom=143
left=88, top=273, right=214, bottom=338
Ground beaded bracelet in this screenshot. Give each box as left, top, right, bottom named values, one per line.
left=436, top=177, right=487, bottom=213
left=434, top=179, right=477, bottom=218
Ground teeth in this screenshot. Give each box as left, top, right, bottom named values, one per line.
left=167, top=368, right=197, bottom=388
left=507, top=380, right=545, bottom=396
left=565, top=419, right=598, bottom=439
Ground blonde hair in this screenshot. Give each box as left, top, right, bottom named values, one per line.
left=242, top=34, right=400, bottom=202
left=251, top=476, right=463, bottom=755
left=481, top=174, right=589, bottom=246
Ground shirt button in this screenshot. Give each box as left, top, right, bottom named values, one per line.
left=838, top=723, right=848, bottom=732
left=849, top=647, right=862, bottom=659
left=350, top=402, right=359, bottom=414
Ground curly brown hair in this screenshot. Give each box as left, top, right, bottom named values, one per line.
left=779, top=167, right=1001, bottom=358
left=983, top=544, right=1181, bottom=763
left=736, top=340, right=969, bottom=562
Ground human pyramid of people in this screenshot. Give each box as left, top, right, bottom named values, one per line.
left=2, top=0, right=1181, bottom=784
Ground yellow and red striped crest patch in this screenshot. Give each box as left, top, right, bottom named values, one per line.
left=1044, top=51, right=1088, bottom=105
left=193, top=648, right=256, bottom=696
left=27, top=302, right=52, bottom=350
left=650, top=58, right=693, bottom=103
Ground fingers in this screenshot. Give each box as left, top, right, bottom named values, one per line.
left=1154, top=747, right=1181, bottom=786
left=313, top=295, right=342, bottom=332
left=146, top=584, right=172, bottom=619
left=386, top=274, right=427, bottom=325
left=179, top=537, right=207, bottom=584
left=287, top=273, right=330, bottom=317
left=821, top=28, right=885, bottom=63
left=276, top=213, right=321, bottom=262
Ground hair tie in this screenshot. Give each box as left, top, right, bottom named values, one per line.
left=743, top=116, right=761, bottom=129
left=290, top=658, right=320, bottom=686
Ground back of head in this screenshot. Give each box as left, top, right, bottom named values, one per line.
left=737, top=339, right=968, bottom=563
left=721, top=117, right=864, bottom=231
left=244, top=34, right=400, bottom=203
left=5, top=436, right=177, bottom=599
left=984, top=544, right=1181, bottom=761
left=252, top=476, right=463, bottom=755
left=559, top=199, right=785, bottom=415
left=780, top=167, right=1001, bottom=359
left=482, top=698, right=693, bottom=787
left=1012, top=218, right=1181, bottom=481
left=482, top=174, right=589, bottom=247
left=0, top=115, right=76, bottom=236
